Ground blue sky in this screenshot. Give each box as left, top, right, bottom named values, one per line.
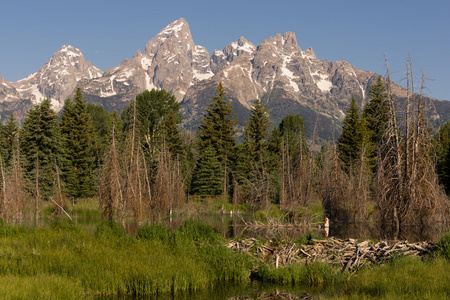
left=1, top=0, right=449, bottom=100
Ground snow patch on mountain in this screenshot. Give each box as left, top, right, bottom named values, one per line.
left=158, top=19, right=186, bottom=38
left=230, top=39, right=256, bottom=54
left=312, top=71, right=333, bottom=92
left=281, top=54, right=299, bottom=92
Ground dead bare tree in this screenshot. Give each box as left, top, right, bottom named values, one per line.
left=152, top=143, right=185, bottom=221
left=320, top=144, right=352, bottom=221
left=280, top=131, right=316, bottom=211
left=376, top=57, right=449, bottom=227
left=99, top=125, right=125, bottom=221
left=51, top=161, right=68, bottom=217
left=246, top=160, right=271, bottom=211
left=100, top=100, right=152, bottom=225
left=0, top=144, right=28, bottom=224
left=122, top=100, right=151, bottom=225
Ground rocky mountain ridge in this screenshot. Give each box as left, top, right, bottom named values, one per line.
left=1, top=18, right=447, bottom=141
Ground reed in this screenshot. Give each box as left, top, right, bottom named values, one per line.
left=0, top=275, right=84, bottom=299
left=0, top=219, right=253, bottom=297
left=255, top=261, right=344, bottom=287
left=338, top=256, right=450, bottom=299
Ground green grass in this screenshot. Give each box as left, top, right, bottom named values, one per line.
left=73, top=197, right=102, bottom=218
left=188, top=195, right=248, bottom=214
left=253, top=205, right=287, bottom=222
left=0, top=219, right=253, bottom=297
left=1, top=216, right=450, bottom=299
left=255, top=255, right=450, bottom=299
left=253, top=233, right=450, bottom=299
left=0, top=275, right=84, bottom=299
left=256, top=261, right=344, bottom=287
left=335, top=256, right=450, bottom=299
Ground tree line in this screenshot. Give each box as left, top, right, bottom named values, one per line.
left=0, top=69, right=449, bottom=228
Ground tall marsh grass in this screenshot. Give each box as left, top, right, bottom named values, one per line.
left=338, top=256, right=450, bottom=299
left=0, top=219, right=253, bottom=297
left=1, top=218, right=450, bottom=298
left=0, top=275, right=84, bottom=299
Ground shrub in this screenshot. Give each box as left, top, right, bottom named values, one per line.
left=436, top=232, right=450, bottom=260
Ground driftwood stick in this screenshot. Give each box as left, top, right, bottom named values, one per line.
left=49, top=197, right=73, bottom=221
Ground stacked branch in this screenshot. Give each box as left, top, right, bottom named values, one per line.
left=227, top=237, right=435, bottom=272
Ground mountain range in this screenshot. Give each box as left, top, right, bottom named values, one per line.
left=1, top=18, right=448, bottom=141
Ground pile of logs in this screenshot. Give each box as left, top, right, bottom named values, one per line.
left=226, top=237, right=435, bottom=271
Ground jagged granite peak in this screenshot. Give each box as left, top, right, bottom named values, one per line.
left=123, top=17, right=213, bottom=100
left=5, top=45, right=103, bottom=111
left=189, top=30, right=376, bottom=124
left=80, top=18, right=214, bottom=102
left=211, top=37, right=256, bottom=73
left=302, top=47, right=316, bottom=60
left=1, top=18, right=448, bottom=142
left=144, top=18, right=213, bottom=99
left=36, top=45, right=103, bottom=101
left=0, top=76, right=21, bottom=103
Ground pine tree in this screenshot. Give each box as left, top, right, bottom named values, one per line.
left=163, top=110, right=184, bottom=159
left=363, top=76, right=389, bottom=148
left=279, top=114, right=308, bottom=160
left=0, top=122, right=7, bottom=170
left=197, top=82, right=237, bottom=165
left=195, top=82, right=237, bottom=194
left=338, top=98, right=363, bottom=171
left=236, top=100, right=272, bottom=208
left=60, top=88, right=97, bottom=198
left=87, top=103, right=115, bottom=167
left=192, top=143, right=223, bottom=195
left=245, top=99, right=271, bottom=161
left=20, top=98, right=61, bottom=201
left=433, top=122, right=450, bottom=193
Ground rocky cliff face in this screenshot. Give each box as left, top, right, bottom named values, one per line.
left=1, top=18, right=447, bottom=139
left=0, top=45, right=102, bottom=114
left=80, top=18, right=214, bottom=104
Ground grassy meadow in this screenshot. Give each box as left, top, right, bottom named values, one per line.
left=0, top=199, right=449, bottom=299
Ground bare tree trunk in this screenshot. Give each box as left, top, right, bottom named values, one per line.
left=35, top=157, right=39, bottom=225
left=0, top=155, right=6, bottom=220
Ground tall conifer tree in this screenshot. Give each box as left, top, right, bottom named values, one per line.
left=20, top=99, right=61, bottom=200
left=195, top=82, right=237, bottom=195
left=245, top=99, right=271, bottom=161
left=433, top=122, right=450, bottom=193
left=60, top=88, right=97, bottom=198
left=192, top=143, right=223, bottom=195
left=338, top=98, right=363, bottom=171
left=363, top=76, right=389, bottom=148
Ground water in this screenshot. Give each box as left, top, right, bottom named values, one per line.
left=153, top=213, right=324, bottom=240
left=152, top=213, right=450, bottom=242
left=97, top=281, right=315, bottom=300
left=82, top=213, right=449, bottom=299
left=329, top=220, right=450, bottom=242
left=89, top=212, right=450, bottom=243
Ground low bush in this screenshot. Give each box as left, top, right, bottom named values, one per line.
left=436, top=232, right=450, bottom=260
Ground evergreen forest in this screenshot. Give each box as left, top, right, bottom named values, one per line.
left=1, top=70, right=450, bottom=230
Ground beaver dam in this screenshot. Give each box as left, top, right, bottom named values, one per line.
left=227, top=237, right=435, bottom=272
